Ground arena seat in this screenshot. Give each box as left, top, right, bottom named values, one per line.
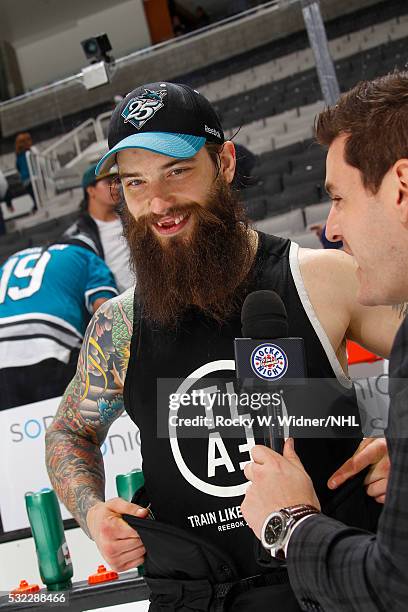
left=254, top=208, right=305, bottom=236
left=282, top=165, right=325, bottom=190
left=304, top=202, right=332, bottom=226
left=289, top=231, right=322, bottom=249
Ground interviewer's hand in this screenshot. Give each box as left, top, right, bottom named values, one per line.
left=86, top=497, right=148, bottom=571
left=241, top=439, right=320, bottom=539
left=328, top=437, right=389, bottom=504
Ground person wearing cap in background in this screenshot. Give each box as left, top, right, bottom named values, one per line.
left=62, top=164, right=134, bottom=293
left=46, top=82, right=400, bottom=610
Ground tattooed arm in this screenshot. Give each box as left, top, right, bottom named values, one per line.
left=46, top=288, right=148, bottom=571
left=45, top=287, right=136, bottom=536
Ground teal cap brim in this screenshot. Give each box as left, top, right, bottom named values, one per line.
left=95, top=132, right=206, bottom=175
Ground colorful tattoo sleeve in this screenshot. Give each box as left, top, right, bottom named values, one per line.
left=45, top=288, right=134, bottom=536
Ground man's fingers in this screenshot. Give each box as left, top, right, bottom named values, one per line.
left=283, top=438, right=304, bottom=469
left=108, top=546, right=146, bottom=572
left=113, top=542, right=146, bottom=561
left=102, top=533, right=145, bottom=557
left=244, top=462, right=253, bottom=481
left=363, top=455, right=390, bottom=486
left=100, top=515, right=141, bottom=540
left=250, top=444, right=279, bottom=465
left=105, top=497, right=148, bottom=517
left=366, top=479, right=387, bottom=500
left=246, top=445, right=284, bottom=481
left=328, top=439, right=386, bottom=489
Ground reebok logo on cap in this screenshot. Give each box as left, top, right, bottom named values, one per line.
left=205, top=125, right=221, bottom=139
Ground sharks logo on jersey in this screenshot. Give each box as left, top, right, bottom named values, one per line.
left=121, top=89, right=167, bottom=130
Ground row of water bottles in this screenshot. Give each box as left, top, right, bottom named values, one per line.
left=24, top=469, right=145, bottom=591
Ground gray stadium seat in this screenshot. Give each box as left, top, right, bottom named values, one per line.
left=266, top=183, right=320, bottom=215
left=254, top=208, right=305, bottom=236
left=304, top=201, right=331, bottom=226
left=282, top=165, right=325, bottom=189
left=289, top=231, right=322, bottom=249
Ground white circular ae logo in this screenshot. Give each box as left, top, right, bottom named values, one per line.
left=250, top=343, right=288, bottom=380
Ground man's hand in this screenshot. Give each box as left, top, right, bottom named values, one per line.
left=328, top=438, right=390, bottom=504
left=241, top=439, right=320, bottom=539
left=87, top=497, right=149, bottom=572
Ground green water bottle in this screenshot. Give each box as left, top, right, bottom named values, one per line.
left=116, top=469, right=144, bottom=502
left=116, top=469, right=145, bottom=576
left=25, top=490, right=73, bottom=591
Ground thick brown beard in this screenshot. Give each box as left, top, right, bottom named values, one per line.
left=120, top=178, right=253, bottom=327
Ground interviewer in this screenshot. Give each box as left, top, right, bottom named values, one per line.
left=242, top=71, right=408, bottom=612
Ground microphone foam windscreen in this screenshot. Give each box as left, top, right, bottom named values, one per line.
left=241, top=290, right=288, bottom=339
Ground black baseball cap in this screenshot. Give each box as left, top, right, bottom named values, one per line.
left=95, top=81, right=224, bottom=175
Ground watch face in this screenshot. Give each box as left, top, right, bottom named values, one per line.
left=264, top=514, right=285, bottom=546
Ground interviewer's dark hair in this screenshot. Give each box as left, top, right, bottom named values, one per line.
left=315, top=71, right=408, bottom=193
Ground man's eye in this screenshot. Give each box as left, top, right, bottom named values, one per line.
left=331, top=197, right=342, bottom=206
left=126, top=179, right=142, bottom=188
left=171, top=167, right=189, bottom=176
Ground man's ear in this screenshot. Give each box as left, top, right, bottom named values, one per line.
left=219, top=141, right=236, bottom=184
left=394, top=159, right=408, bottom=223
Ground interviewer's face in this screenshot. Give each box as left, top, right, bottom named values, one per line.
left=325, top=134, right=408, bottom=306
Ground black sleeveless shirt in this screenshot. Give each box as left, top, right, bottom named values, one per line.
left=124, top=232, right=380, bottom=578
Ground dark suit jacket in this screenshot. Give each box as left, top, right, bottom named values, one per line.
left=287, top=315, right=408, bottom=612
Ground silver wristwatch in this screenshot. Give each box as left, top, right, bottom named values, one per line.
left=261, top=504, right=320, bottom=560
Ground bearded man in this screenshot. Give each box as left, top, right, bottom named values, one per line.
left=45, top=82, right=400, bottom=611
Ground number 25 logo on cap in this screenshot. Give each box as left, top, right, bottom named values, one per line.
left=122, top=88, right=167, bottom=130
left=251, top=343, right=288, bottom=380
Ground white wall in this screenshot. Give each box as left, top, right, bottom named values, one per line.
left=15, top=0, right=151, bottom=91
left=0, top=527, right=100, bottom=590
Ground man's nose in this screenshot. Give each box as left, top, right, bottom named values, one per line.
left=325, top=205, right=343, bottom=243
left=148, top=183, right=175, bottom=216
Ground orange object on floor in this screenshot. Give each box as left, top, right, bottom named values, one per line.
left=10, top=580, right=40, bottom=594
left=88, top=565, right=119, bottom=584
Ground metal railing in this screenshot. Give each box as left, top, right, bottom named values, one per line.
left=25, top=111, right=111, bottom=210
left=26, top=150, right=58, bottom=211
left=41, top=118, right=104, bottom=166
left=96, top=111, right=113, bottom=141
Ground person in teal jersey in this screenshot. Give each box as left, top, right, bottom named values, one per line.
left=0, top=242, right=118, bottom=409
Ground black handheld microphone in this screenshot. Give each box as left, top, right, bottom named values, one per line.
left=234, top=290, right=307, bottom=453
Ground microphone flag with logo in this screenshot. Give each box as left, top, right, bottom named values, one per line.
left=234, top=290, right=307, bottom=453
